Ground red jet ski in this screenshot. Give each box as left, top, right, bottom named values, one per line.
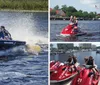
left=50, top=62, right=81, bottom=83
left=50, top=61, right=63, bottom=72
left=60, top=24, right=86, bottom=37
left=50, top=60, right=56, bottom=68
left=71, top=65, right=100, bottom=85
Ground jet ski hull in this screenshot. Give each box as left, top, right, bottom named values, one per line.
left=50, top=61, right=81, bottom=83
left=71, top=65, right=100, bottom=85
left=0, top=40, right=26, bottom=50
left=60, top=24, right=86, bottom=37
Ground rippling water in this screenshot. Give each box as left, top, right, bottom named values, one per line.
left=0, top=11, right=48, bottom=85
left=50, top=20, right=100, bottom=42
left=0, top=49, right=48, bottom=85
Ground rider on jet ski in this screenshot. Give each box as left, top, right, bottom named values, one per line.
left=67, top=56, right=79, bottom=73
left=0, top=26, right=12, bottom=40
left=70, top=16, right=78, bottom=34
left=85, top=56, right=99, bottom=79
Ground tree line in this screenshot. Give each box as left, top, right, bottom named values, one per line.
left=0, top=0, right=48, bottom=11
left=51, top=5, right=98, bottom=18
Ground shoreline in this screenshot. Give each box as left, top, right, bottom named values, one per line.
left=0, top=9, right=48, bottom=13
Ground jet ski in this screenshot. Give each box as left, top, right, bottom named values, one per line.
left=50, top=61, right=81, bottom=83
left=50, top=61, right=64, bottom=73
left=0, top=26, right=26, bottom=50
left=0, top=40, right=26, bottom=50
left=71, top=65, right=100, bottom=85
left=60, top=24, right=86, bottom=37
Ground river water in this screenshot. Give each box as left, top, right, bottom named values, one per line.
left=0, top=11, right=48, bottom=85
left=50, top=20, right=100, bottom=42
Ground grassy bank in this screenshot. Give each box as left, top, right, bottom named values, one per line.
left=0, top=0, right=48, bottom=11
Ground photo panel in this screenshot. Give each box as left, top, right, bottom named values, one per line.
left=0, top=0, right=48, bottom=85
left=50, top=42, right=100, bottom=85
left=50, top=0, right=100, bottom=42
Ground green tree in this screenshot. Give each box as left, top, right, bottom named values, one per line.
left=54, top=5, right=59, bottom=10
left=83, top=11, right=89, bottom=18
left=61, top=5, right=67, bottom=13
left=67, top=6, right=77, bottom=13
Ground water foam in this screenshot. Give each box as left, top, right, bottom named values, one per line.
left=1, top=13, right=48, bottom=45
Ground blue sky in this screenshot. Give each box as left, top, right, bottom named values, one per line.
left=50, top=0, right=100, bottom=13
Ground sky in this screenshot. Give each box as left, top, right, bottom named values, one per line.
left=50, top=0, right=100, bottom=13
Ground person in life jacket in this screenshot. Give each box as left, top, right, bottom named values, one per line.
left=0, top=26, right=12, bottom=40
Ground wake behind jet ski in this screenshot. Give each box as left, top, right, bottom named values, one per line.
left=0, top=26, right=26, bottom=50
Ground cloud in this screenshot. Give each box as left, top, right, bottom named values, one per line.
left=80, top=0, right=100, bottom=8
left=80, top=0, right=96, bottom=4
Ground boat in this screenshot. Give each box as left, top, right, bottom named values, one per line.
left=96, top=50, right=100, bottom=53
left=0, top=40, right=26, bottom=50
left=60, top=24, right=86, bottom=37
left=50, top=61, right=81, bottom=83
left=71, top=65, right=100, bottom=85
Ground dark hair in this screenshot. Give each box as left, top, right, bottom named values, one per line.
left=72, top=56, right=77, bottom=63
left=89, top=56, right=93, bottom=60
left=1, top=26, right=5, bottom=28
left=67, top=56, right=72, bottom=62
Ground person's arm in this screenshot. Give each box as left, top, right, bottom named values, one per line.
left=93, top=60, right=95, bottom=66
left=70, top=59, right=74, bottom=64
left=5, top=30, right=11, bottom=36
left=4, top=30, right=12, bottom=40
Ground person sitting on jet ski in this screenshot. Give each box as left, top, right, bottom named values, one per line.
left=72, top=56, right=80, bottom=73
left=84, top=57, right=89, bottom=64
left=67, top=56, right=79, bottom=73
left=73, top=16, right=79, bottom=33
left=86, top=56, right=94, bottom=66
left=0, top=26, right=12, bottom=40
left=67, top=56, right=74, bottom=73
left=70, top=15, right=74, bottom=23
left=73, top=16, right=78, bottom=26
left=70, top=16, right=79, bottom=34
left=86, top=56, right=99, bottom=79
left=0, top=27, right=5, bottom=39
